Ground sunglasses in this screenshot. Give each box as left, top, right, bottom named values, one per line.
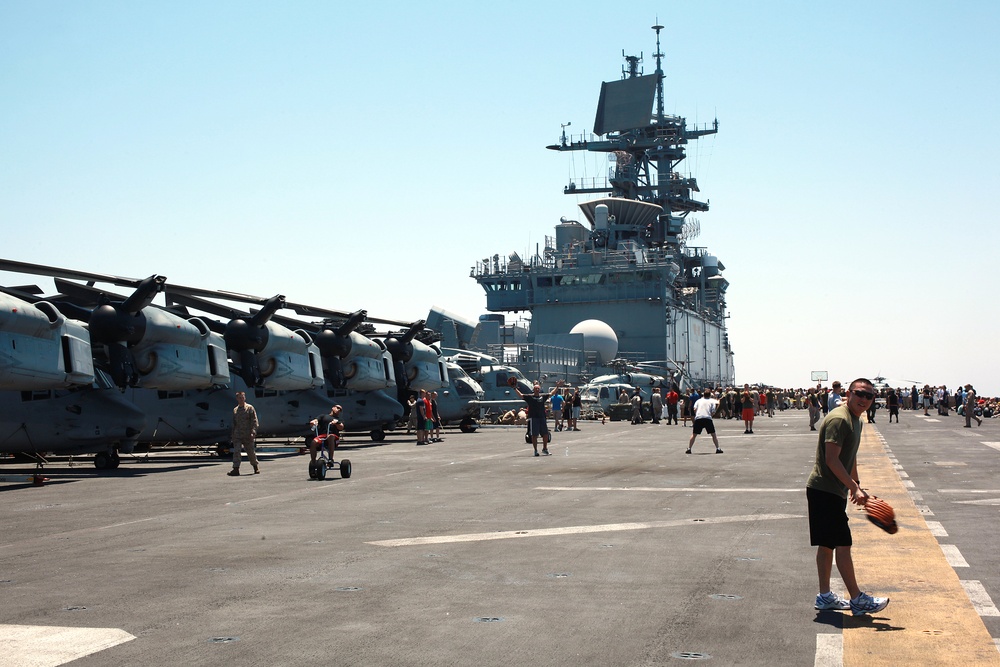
left=852, top=390, right=875, bottom=400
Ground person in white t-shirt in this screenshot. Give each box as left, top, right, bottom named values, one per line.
left=687, top=390, right=723, bottom=455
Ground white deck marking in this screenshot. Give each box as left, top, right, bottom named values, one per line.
left=925, top=521, right=948, bottom=536
left=937, top=489, right=1000, bottom=504
left=924, top=418, right=941, bottom=423
left=535, top=486, right=801, bottom=493
left=960, top=581, right=1000, bottom=617
left=0, top=624, right=135, bottom=666
left=367, top=513, right=803, bottom=547
left=982, top=442, right=1000, bottom=452
left=814, top=634, right=843, bottom=667
left=938, top=489, right=1000, bottom=494
left=940, top=544, right=970, bottom=567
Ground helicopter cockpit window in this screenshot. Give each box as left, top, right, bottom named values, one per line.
left=454, top=380, right=478, bottom=398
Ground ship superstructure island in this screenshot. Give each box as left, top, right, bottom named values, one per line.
left=471, top=24, right=735, bottom=388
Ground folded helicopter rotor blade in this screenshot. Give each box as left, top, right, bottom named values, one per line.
left=4, top=260, right=413, bottom=329
left=163, top=290, right=249, bottom=321
left=161, top=282, right=275, bottom=307
left=53, top=278, right=128, bottom=306
left=6, top=284, right=43, bottom=295
left=165, top=281, right=408, bottom=328
left=0, top=258, right=145, bottom=288
left=0, top=284, right=44, bottom=302
left=284, top=300, right=407, bottom=327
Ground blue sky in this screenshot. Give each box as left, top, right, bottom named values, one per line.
left=2, top=1, right=998, bottom=394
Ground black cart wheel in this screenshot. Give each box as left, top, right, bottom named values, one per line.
left=316, top=460, right=327, bottom=480
left=340, top=459, right=352, bottom=479
left=308, top=460, right=318, bottom=479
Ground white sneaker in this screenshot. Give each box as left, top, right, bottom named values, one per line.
left=815, top=591, right=850, bottom=611
left=850, top=592, right=889, bottom=616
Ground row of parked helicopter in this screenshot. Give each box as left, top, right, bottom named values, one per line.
left=0, top=259, right=538, bottom=470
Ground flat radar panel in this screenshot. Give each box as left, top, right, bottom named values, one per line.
left=593, top=74, right=657, bottom=135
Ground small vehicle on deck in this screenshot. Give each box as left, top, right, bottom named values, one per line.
left=308, top=424, right=352, bottom=480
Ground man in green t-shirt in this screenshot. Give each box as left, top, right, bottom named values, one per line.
left=806, top=378, right=890, bottom=616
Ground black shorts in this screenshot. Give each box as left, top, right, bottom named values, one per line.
left=692, top=418, right=715, bottom=435
left=807, top=487, right=851, bottom=549
left=528, top=417, right=549, bottom=438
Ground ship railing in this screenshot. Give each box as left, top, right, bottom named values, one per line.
left=475, top=247, right=681, bottom=279
left=542, top=247, right=678, bottom=269
left=681, top=246, right=712, bottom=259
left=565, top=176, right=611, bottom=192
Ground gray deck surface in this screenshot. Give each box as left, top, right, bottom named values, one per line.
left=1, top=408, right=997, bottom=666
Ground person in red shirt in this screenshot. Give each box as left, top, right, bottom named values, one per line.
left=665, top=386, right=680, bottom=425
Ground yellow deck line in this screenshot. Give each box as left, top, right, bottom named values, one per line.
left=845, top=424, right=1000, bottom=665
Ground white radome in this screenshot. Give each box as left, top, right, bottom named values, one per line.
left=569, top=319, right=618, bottom=365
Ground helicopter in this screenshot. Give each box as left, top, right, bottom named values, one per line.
left=576, top=359, right=671, bottom=414
left=0, top=370, right=147, bottom=469
left=0, top=260, right=234, bottom=391
left=0, top=259, right=452, bottom=460
left=161, top=283, right=447, bottom=397
left=0, top=288, right=95, bottom=390
left=433, top=361, right=485, bottom=432
left=0, top=264, right=241, bottom=468
left=440, top=350, right=536, bottom=426
left=161, top=287, right=409, bottom=440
